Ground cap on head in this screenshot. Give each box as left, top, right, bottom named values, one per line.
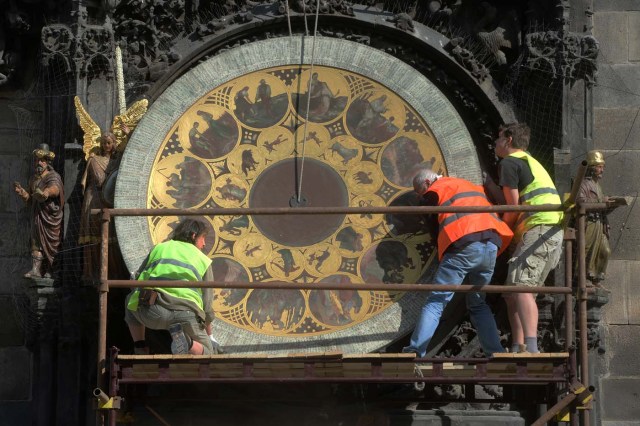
left=587, top=150, right=605, bottom=166
left=32, top=143, right=55, bottom=161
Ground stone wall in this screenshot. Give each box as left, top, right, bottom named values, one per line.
left=0, top=92, right=35, bottom=422
left=591, top=1, right=640, bottom=424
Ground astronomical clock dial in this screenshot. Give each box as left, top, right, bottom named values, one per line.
left=145, top=65, right=447, bottom=337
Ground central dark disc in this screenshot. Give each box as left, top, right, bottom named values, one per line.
left=250, top=158, right=348, bottom=247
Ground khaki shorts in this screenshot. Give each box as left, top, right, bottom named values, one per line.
left=506, top=225, right=564, bottom=287
left=124, top=293, right=214, bottom=354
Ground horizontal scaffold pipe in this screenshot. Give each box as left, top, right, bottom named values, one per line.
left=91, top=202, right=610, bottom=217
left=93, top=204, right=559, bottom=216
left=108, top=280, right=573, bottom=294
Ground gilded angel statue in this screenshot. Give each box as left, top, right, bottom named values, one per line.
left=74, top=95, right=148, bottom=282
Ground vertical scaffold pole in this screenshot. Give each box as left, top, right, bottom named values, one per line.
left=97, top=209, right=111, bottom=426
left=576, top=205, right=590, bottom=425
left=564, top=232, right=579, bottom=426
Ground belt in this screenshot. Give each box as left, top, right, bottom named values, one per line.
left=138, top=289, right=158, bottom=306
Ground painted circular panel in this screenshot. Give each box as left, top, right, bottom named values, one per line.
left=116, top=38, right=481, bottom=353
left=141, top=64, right=444, bottom=337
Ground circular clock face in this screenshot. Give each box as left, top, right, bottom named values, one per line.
left=146, top=65, right=446, bottom=337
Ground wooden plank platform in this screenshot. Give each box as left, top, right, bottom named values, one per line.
left=491, top=352, right=569, bottom=359
left=115, top=352, right=569, bottom=382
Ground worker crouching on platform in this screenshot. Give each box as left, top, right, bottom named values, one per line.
left=402, top=170, right=513, bottom=357
left=125, top=219, right=223, bottom=355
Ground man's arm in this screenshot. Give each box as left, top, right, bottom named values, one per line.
left=420, top=191, right=440, bottom=242
left=502, top=186, right=520, bottom=229
left=483, top=172, right=506, bottom=205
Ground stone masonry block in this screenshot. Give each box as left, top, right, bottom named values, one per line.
left=599, top=377, right=640, bottom=421
left=605, top=325, right=640, bottom=376
left=594, top=12, right=629, bottom=64
left=0, top=214, right=31, bottom=258
left=602, top=261, right=629, bottom=324
left=0, top=258, right=31, bottom=296
left=602, top=260, right=640, bottom=325
left=592, top=151, right=640, bottom=261
left=0, top=296, right=25, bottom=347
left=605, top=196, right=640, bottom=262
left=594, top=108, right=640, bottom=151
left=0, top=156, right=31, bottom=214
left=595, top=0, right=640, bottom=11
left=627, top=262, right=640, bottom=324
left=630, top=13, right=640, bottom=61
left=594, top=64, right=640, bottom=108
left=0, top=347, right=31, bottom=400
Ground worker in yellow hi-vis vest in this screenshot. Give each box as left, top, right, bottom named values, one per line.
left=494, top=123, right=563, bottom=354
left=125, top=219, right=223, bottom=355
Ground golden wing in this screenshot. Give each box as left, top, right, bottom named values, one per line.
left=111, top=98, right=149, bottom=152
left=74, top=96, right=103, bottom=160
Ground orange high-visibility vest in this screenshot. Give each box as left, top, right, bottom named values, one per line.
left=429, top=177, right=513, bottom=260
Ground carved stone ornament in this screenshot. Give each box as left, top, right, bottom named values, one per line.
left=386, top=13, right=415, bottom=33
left=78, top=26, right=115, bottom=76
left=41, top=25, right=74, bottom=68
left=525, top=30, right=599, bottom=85
left=279, top=0, right=354, bottom=16
left=41, top=5, right=115, bottom=78
left=112, top=0, right=185, bottom=83
left=446, top=37, right=490, bottom=83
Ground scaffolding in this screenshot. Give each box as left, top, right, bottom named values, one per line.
left=93, top=189, right=606, bottom=425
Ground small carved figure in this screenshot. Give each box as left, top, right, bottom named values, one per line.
left=74, top=96, right=148, bottom=281
left=386, top=12, right=415, bottom=32
left=13, top=144, right=64, bottom=279
left=577, top=151, right=625, bottom=290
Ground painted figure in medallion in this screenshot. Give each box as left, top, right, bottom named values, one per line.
left=191, top=110, right=239, bottom=159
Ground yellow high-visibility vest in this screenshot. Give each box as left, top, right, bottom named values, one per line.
left=509, top=151, right=563, bottom=239
left=127, top=240, right=211, bottom=311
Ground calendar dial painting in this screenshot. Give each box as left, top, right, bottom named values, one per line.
left=147, top=65, right=447, bottom=337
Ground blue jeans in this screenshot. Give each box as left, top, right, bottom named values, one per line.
left=403, top=241, right=504, bottom=357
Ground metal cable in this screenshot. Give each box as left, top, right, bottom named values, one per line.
left=296, top=0, right=321, bottom=203
left=284, top=0, right=293, bottom=38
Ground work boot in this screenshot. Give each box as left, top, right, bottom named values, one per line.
left=24, top=255, right=43, bottom=278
